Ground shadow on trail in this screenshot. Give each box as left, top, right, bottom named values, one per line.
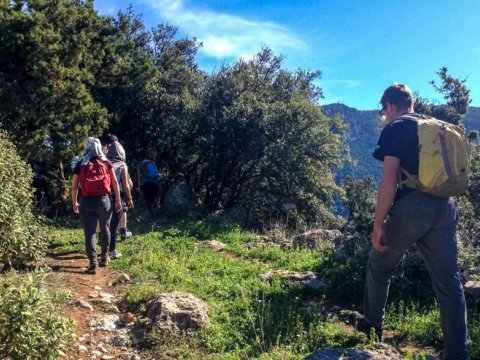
left=46, top=250, right=84, bottom=259
left=48, top=264, right=86, bottom=273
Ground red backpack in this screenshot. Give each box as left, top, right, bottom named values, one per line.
left=79, top=158, right=111, bottom=197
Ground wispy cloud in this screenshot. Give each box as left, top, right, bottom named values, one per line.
left=143, top=0, right=305, bottom=60
left=318, top=78, right=362, bottom=105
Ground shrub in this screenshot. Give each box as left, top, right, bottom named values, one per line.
left=0, top=269, right=74, bottom=359
left=0, top=131, right=48, bottom=267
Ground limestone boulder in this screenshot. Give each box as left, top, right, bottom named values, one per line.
left=260, top=270, right=325, bottom=290
left=147, top=291, right=211, bottom=333
left=305, top=343, right=403, bottom=360
left=464, top=281, right=480, bottom=299
left=163, top=183, right=197, bottom=216
left=293, top=229, right=342, bottom=250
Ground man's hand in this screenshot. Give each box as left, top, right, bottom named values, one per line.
left=372, top=224, right=388, bottom=252
left=127, top=198, right=134, bottom=209
left=114, top=201, right=122, bottom=213
left=72, top=202, right=79, bottom=214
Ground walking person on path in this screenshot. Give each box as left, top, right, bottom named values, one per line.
left=101, top=134, right=134, bottom=259
left=136, top=157, right=161, bottom=220
left=71, top=137, right=122, bottom=274
left=359, top=83, right=469, bottom=359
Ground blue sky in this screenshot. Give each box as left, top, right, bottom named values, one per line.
left=94, top=0, right=479, bottom=110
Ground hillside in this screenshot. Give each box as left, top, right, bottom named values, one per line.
left=322, top=103, right=382, bottom=181
left=323, top=104, right=480, bottom=182
left=465, top=106, right=480, bottom=132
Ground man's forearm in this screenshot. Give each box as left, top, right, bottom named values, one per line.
left=374, top=174, right=397, bottom=227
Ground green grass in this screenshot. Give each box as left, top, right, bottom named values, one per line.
left=44, top=216, right=480, bottom=359
left=47, top=216, right=361, bottom=358
left=113, top=227, right=360, bottom=358
left=386, top=302, right=442, bottom=346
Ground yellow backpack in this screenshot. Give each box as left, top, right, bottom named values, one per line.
left=398, top=115, right=470, bottom=198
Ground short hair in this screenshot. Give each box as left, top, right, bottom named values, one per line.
left=380, top=83, right=414, bottom=109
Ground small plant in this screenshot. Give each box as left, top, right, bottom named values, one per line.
left=0, top=268, right=74, bottom=359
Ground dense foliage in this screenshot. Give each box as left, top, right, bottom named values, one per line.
left=0, top=131, right=48, bottom=267
left=188, top=49, right=345, bottom=226
left=0, top=0, right=111, bottom=198
left=0, top=1, right=345, bottom=226
left=414, top=67, right=472, bottom=125
left=0, top=269, right=74, bottom=359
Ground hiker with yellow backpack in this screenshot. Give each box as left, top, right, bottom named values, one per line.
left=358, top=83, right=470, bottom=359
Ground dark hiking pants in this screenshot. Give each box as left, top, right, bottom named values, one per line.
left=109, top=196, right=124, bottom=252
left=141, top=181, right=160, bottom=218
left=79, top=195, right=112, bottom=262
left=364, top=190, right=468, bottom=360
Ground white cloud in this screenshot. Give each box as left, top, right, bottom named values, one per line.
left=318, top=78, right=362, bottom=105
left=143, top=0, right=305, bottom=60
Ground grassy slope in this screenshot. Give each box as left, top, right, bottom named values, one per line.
left=47, top=217, right=480, bottom=359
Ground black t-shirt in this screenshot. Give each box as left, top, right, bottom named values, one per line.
left=373, top=113, right=420, bottom=201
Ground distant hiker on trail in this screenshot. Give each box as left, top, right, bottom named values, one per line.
left=32, top=163, right=51, bottom=211
left=359, top=83, right=469, bottom=359
left=136, top=157, right=161, bottom=220
left=101, top=134, right=134, bottom=259
left=71, top=137, right=122, bottom=274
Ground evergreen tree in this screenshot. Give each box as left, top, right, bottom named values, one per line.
left=191, top=48, right=345, bottom=226
left=0, top=0, right=109, bottom=199
left=414, top=67, right=471, bottom=125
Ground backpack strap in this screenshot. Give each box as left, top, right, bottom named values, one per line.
left=437, top=125, right=456, bottom=184
left=398, top=167, right=421, bottom=190
left=394, top=114, right=421, bottom=191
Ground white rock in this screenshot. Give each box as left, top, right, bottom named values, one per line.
left=108, top=305, right=120, bottom=313
left=97, top=344, right=108, bottom=353
left=89, top=315, right=120, bottom=332
left=110, top=335, right=129, bottom=347
left=75, top=299, right=94, bottom=311
left=78, top=345, right=88, bottom=352
left=99, top=292, right=115, bottom=304
left=121, top=353, right=141, bottom=360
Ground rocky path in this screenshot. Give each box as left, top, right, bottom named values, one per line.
left=40, top=251, right=141, bottom=360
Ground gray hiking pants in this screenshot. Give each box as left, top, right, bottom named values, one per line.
left=363, top=190, right=468, bottom=360
left=79, top=195, right=112, bottom=262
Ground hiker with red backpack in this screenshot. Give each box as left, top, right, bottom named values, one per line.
left=101, top=134, right=134, bottom=259
left=359, top=84, right=469, bottom=359
left=71, top=137, right=122, bottom=274
left=136, top=158, right=161, bottom=220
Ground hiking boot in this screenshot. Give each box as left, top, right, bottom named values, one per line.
left=120, top=229, right=132, bottom=241
left=85, top=261, right=98, bottom=274
left=355, top=317, right=383, bottom=342
left=99, top=255, right=110, bottom=267
left=109, top=250, right=122, bottom=259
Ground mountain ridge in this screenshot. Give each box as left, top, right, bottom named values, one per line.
left=322, top=103, right=480, bottom=181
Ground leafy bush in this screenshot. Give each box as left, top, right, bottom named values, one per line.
left=0, top=131, right=48, bottom=267
left=0, top=269, right=74, bottom=359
